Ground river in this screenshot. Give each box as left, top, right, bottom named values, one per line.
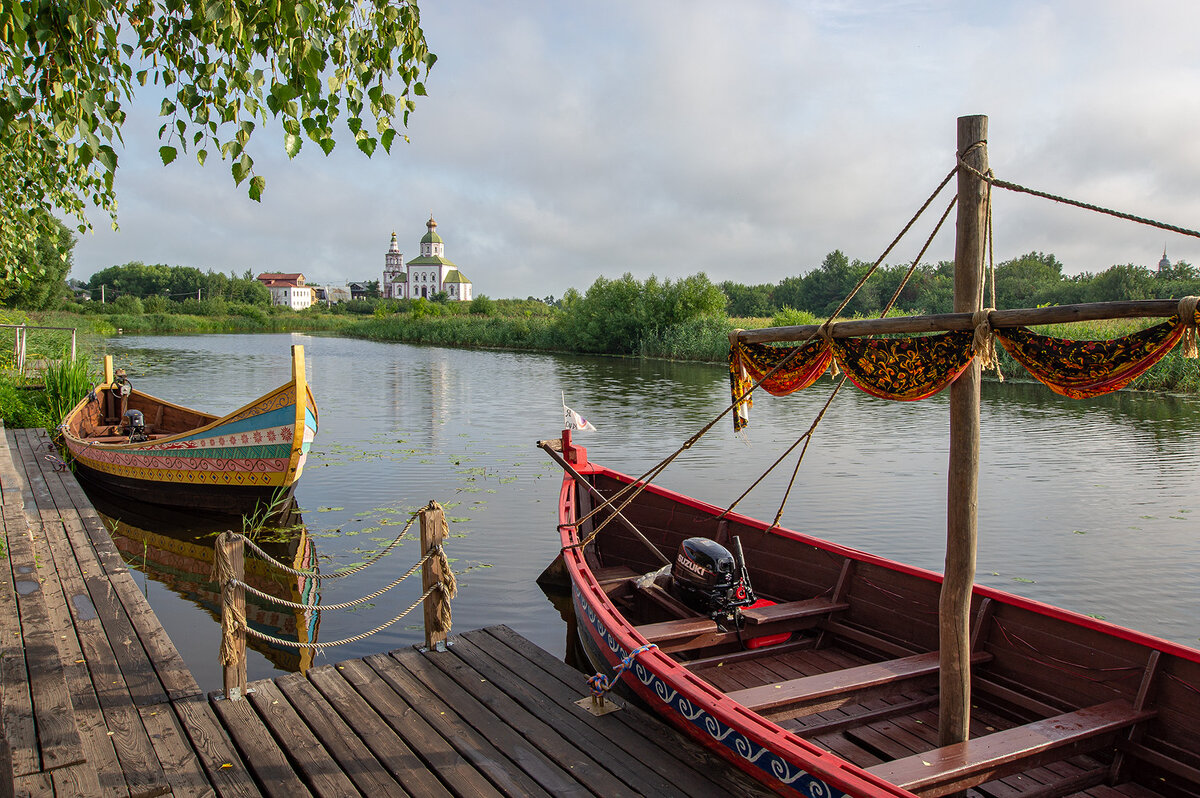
left=93, top=332, right=1200, bottom=691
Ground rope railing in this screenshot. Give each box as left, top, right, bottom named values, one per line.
left=213, top=499, right=458, bottom=700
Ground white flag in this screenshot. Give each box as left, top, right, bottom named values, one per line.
left=562, top=393, right=597, bottom=431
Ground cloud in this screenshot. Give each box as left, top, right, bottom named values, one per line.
left=72, top=0, right=1200, bottom=299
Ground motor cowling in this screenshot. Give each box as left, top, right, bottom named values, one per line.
left=123, top=409, right=147, bottom=443
left=671, top=537, right=756, bottom=621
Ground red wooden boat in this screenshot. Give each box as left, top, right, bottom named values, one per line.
left=542, top=429, right=1200, bottom=798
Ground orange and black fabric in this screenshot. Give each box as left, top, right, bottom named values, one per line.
left=831, top=331, right=975, bottom=401
left=729, top=340, right=833, bottom=431
left=994, top=317, right=1187, bottom=399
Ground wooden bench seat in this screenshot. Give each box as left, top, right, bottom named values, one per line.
left=635, top=597, right=849, bottom=654
left=866, top=699, right=1155, bottom=798
left=741, top=597, right=849, bottom=625
left=725, top=650, right=992, bottom=721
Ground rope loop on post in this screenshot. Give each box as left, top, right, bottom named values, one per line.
left=971, top=307, right=1003, bottom=379
left=1178, top=296, right=1199, bottom=359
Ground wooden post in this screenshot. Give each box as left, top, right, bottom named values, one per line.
left=421, top=500, right=450, bottom=651
left=941, top=115, right=987, bottom=746
left=70, top=329, right=76, bottom=361
left=216, top=531, right=247, bottom=699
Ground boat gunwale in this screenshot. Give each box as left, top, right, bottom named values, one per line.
left=62, top=379, right=300, bottom=453
left=570, top=458, right=1200, bottom=667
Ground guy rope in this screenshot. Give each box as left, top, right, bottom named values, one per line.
left=212, top=500, right=458, bottom=700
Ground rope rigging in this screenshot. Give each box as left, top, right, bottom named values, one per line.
left=565, top=141, right=1200, bottom=539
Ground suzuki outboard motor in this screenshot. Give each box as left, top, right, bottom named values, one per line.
left=671, top=537, right=756, bottom=623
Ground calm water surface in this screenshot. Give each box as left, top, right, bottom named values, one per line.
left=96, top=333, right=1200, bottom=691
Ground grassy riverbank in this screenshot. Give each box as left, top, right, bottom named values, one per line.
left=5, top=304, right=1200, bottom=430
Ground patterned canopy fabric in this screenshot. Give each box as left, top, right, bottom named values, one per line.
left=728, top=340, right=833, bottom=431
left=729, top=312, right=1195, bottom=430
left=993, top=316, right=1187, bottom=399
left=831, top=331, right=975, bottom=402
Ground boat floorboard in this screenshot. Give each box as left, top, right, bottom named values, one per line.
left=678, top=627, right=1161, bottom=798
left=1, top=426, right=777, bottom=797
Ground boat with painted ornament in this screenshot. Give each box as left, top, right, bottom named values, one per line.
left=61, top=344, right=317, bottom=515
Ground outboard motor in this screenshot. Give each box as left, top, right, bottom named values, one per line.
left=671, top=537, right=756, bottom=625
left=123, top=409, right=148, bottom=443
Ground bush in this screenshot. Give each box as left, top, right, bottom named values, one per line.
left=470, top=295, right=495, bottom=315
left=771, top=307, right=819, bottom=327
left=110, top=294, right=144, bottom=315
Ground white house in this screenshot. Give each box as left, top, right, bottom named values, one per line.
left=256, top=273, right=313, bottom=310
left=382, top=217, right=473, bottom=301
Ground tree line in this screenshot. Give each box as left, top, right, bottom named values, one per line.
left=720, top=250, right=1199, bottom=318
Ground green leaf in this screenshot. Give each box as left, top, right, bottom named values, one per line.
left=380, top=128, right=395, bottom=153
left=248, top=175, right=265, bottom=202
left=357, top=137, right=376, bottom=157
left=96, top=146, right=118, bottom=173
left=284, top=133, right=301, bottom=158
left=159, top=146, right=177, bottom=165
left=196, top=149, right=208, bottom=166
left=231, top=154, right=251, bottom=185
left=318, top=138, right=335, bottom=155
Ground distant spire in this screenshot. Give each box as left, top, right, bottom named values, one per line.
left=1159, top=247, right=1171, bottom=272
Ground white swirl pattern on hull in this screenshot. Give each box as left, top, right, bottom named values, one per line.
left=576, top=585, right=846, bottom=797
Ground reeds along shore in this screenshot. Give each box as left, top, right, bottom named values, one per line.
left=5, top=309, right=1200, bottom=427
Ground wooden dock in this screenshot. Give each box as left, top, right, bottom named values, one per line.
left=1, top=425, right=774, bottom=797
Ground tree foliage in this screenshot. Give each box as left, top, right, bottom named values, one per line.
left=559, top=272, right=726, bottom=354
left=0, top=0, right=435, bottom=285
left=0, top=217, right=73, bottom=309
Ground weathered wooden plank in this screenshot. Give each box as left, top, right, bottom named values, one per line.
left=364, top=651, right=554, bottom=798
left=139, top=702, right=217, bottom=798
left=418, top=640, right=640, bottom=798
left=244, top=680, right=359, bottom=798
left=273, top=672, right=405, bottom=797
left=209, top=689, right=313, bottom=798
left=391, top=646, right=592, bottom=796
left=25, top=516, right=126, bottom=797
left=448, top=633, right=722, bottom=798
left=170, top=695, right=261, bottom=798
left=479, top=625, right=780, bottom=798
left=3, top=513, right=86, bottom=773
left=0, top=512, right=40, bottom=778
left=23, top=432, right=200, bottom=703
left=304, top=665, right=453, bottom=798
left=330, top=657, right=502, bottom=798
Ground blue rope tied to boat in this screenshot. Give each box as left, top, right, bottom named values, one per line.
left=587, top=643, right=657, bottom=698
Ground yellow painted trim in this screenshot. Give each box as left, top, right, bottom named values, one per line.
left=287, top=345, right=307, bottom=479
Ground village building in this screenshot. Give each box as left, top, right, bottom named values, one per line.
left=382, top=217, right=473, bottom=301
left=256, top=273, right=313, bottom=310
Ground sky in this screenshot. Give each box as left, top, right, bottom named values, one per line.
left=71, top=0, right=1200, bottom=300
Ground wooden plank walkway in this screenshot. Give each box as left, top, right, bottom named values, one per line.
left=0, top=424, right=775, bottom=797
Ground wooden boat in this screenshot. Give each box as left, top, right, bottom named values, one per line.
left=541, top=118, right=1200, bottom=798
left=543, top=429, right=1200, bottom=798
left=61, top=344, right=317, bottom=515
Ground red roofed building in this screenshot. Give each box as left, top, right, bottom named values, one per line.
left=257, top=273, right=313, bottom=310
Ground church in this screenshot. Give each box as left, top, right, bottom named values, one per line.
left=382, top=216, right=473, bottom=301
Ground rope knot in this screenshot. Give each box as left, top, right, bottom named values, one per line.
left=587, top=643, right=657, bottom=697
left=971, top=307, right=1003, bottom=380
left=1178, top=296, right=1199, bottom=358
left=817, top=321, right=840, bottom=377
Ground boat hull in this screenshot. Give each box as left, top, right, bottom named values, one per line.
left=61, top=345, right=317, bottom=516
left=550, top=431, right=1200, bottom=798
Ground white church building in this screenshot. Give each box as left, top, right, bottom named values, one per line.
left=383, top=216, right=473, bottom=301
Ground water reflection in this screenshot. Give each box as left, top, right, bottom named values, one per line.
left=88, top=488, right=321, bottom=675
left=94, top=333, right=1200, bottom=690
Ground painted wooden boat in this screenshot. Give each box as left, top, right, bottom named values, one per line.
left=543, top=429, right=1200, bottom=798
left=61, top=344, right=317, bottom=515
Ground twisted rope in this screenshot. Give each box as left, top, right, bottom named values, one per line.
left=230, top=546, right=436, bottom=611
left=1179, top=296, right=1199, bottom=359
left=956, top=155, right=1200, bottom=240
left=587, top=643, right=657, bottom=698
left=242, top=583, right=441, bottom=649
left=234, top=510, right=418, bottom=581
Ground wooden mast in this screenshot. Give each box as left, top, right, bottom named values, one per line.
left=941, top=114, right=987, bottom=745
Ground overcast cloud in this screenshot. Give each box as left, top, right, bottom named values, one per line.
left=72, top=1, right=1200, bottom=299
